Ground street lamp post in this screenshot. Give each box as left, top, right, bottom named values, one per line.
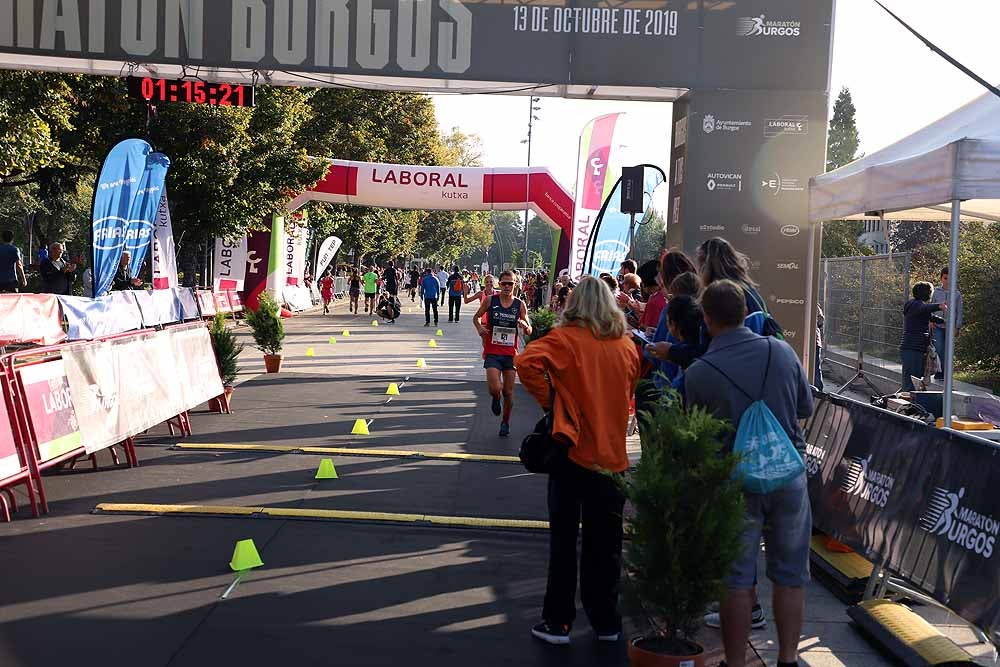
left=521, top=96, right=541, bottom=268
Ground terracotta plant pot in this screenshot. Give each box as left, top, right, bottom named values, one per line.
left=263, top=354, right=282, bottom=373
left=628, top=637, right=705, bottom=667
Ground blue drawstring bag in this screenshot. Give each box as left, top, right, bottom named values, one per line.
left=700, top=340, right=804, bottom=494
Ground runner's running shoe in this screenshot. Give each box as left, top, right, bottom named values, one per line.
left=491, top=396, right=502, bottom=416
left=499, top=421, right=510, bottom=437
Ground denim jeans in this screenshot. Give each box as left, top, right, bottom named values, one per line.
left=900, top=348, right=925, bottom=391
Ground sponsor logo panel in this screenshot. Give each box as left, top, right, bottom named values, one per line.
left=920, top=487, right=997, bottom=559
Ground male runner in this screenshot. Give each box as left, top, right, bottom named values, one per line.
left=474, top=270, right=532, bottom=437
left=407, top=265, right=421, bottom=302
left=363, top=265, right=379, bottom=314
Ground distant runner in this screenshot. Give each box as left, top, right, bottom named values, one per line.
left=407, top=265, right=420, bottom=302
left=348, top=269, right=361, bottom=315
left=474, top=270, right=532, bottom=437
left=319, top=269, right=334, bottom=315
left=363, top=265, right=379, bottom=314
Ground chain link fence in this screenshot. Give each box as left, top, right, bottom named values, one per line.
left=819, top=253, right=911, bottom=391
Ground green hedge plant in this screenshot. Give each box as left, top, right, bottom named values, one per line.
left=245, top=292, right=285, bottom=356
left=209, top=312, right=244, bottom=386
left=619, top=391, right=746, bottom=653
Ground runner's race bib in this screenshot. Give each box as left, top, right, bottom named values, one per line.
left=492, top=326, right=517, bottom=347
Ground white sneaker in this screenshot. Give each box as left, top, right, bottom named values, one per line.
left=704, top=604, right=766, bottom=629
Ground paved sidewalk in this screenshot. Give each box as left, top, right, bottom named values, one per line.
left=0, top=300, right=994, bottom=666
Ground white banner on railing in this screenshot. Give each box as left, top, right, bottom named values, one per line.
left=282, top=285, right=313, bottom=312
left=152, top=191, right=178, bottom=289
left=62, top=326, right=223, bottom=454
left=58, top=292, right=144, bottom=340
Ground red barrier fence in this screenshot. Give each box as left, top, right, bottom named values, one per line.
left=0, top=322, right=225, bottom=520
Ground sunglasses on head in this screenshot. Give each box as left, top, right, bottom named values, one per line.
left=499, top=281, right=514, bottom=286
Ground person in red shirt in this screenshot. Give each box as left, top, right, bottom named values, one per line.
left=319, top=269, right=334, bottom=314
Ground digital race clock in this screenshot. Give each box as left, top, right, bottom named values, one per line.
left=127, top=77, right=255, bottom=108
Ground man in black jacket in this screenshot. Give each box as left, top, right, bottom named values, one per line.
left=39, top=242, right=78, bottom=294
left=112, top=251, right=143, bottom=290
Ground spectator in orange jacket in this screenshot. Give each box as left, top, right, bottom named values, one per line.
left=517, top=275, right=641, bottom=647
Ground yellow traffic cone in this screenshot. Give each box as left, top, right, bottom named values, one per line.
left=386, top=383, right=400, bottom=396
left=371, top=320, right=379, bottom=327
left=315, top=459, right=338, bottom=479
left=428, top=339, right=437, bottom=348
left=436, top=329, right=443, bottom=336
left=416, top=358, right=426, bottom=368
left=351, top=418, right=370, bottom=435
left=305, top=347, right=315, bottom=357
left=343, top=330, right=350, bottom=337
left=328, top=336, right=337, bottom=344
left=229, top=539, right=264, bottom=572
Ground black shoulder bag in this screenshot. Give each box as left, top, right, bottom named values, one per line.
left=519, top=387, right=569, bottom=474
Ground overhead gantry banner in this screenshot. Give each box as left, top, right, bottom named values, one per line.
left=0, top=0, right=833, bottom=99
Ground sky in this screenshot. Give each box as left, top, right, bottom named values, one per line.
left=431, top=0, right=1000, bottom=190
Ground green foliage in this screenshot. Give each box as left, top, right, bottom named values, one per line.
left=0, top=72, right=76, bottom=181
left=209, top=312, right=245, bottom=386
left=909, top=222, right=1000, bottom=373
left=619, top=392, right=746, bottom=641
left=245, top=293, right=285, bottom=356
left=526, top=308, right=556, bottom=343
left=633, top=209, right=668, bottom=263
left=821, top=220, right=873, bottom=258
left=827, top=87, right=861, bottom=171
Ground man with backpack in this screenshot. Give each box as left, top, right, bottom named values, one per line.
left=447, top=265, right=465, bottom=322
left=683, top=280, right=814, bottom=667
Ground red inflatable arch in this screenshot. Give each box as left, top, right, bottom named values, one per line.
left=287, top=160, right=573, bottom=269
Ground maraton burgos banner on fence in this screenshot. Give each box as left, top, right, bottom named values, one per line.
left=125, top=151, right=171, bottom=278
left=151, top=191, right=178, bottom=289
left=571, top=113, right=624, bottom=277
left=803, top=393, right=1000, bottom=637
left=91, top=139, right=153, bottom=297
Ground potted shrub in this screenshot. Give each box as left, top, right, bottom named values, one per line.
left=619, top=391, right=746, bottom=666
left=208, top=312, right=244, bottom=412
left=525, top=307, right=556, bottom=343
left=245, top=292, right=285, bottom=373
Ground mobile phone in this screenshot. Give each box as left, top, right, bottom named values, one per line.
left=631, top=329, right=651, bottom=345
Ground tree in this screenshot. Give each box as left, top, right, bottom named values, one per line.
left=827, top=87, right=861, bottom=171
left=908, top=222, right=1000, bottom=374
left=0, top=72, right=76, bottom=185
left=633, top=209, right=668, bottom=263
left=821, top=220, right=873, bottom=258
left=887, top=220, right=949, bottom=253
left=414, top=127, right=492, bottom=262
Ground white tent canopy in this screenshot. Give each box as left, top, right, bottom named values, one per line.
left=809, top=88, right=1000, bottom=427
left=810, top=89, right=1000, bottom=223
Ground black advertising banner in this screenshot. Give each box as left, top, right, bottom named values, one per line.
left=667, top=89, right=829, bottom=362
left=0, top=0, right=833, bottom=92
left=804, top=393, right=1000, bottom=637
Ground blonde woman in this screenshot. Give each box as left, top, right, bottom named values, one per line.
left=517, top=276, right=641, bottom=646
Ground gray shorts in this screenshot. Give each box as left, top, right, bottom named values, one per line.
left=728, top=472, right=811, bottom=589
